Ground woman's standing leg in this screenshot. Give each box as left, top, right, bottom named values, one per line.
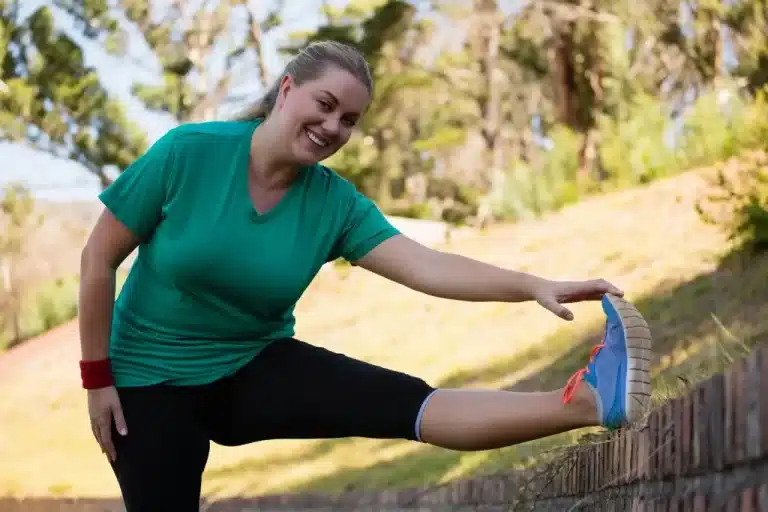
left=110, top=385, right=211, bottom=512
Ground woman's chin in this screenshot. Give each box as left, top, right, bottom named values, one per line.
left=291, top=152, right=320, bottom=166
left=292, top=144, right=330, bottom=165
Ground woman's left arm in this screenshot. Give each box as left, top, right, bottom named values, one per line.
left=355, top=234, right=624, bottom=321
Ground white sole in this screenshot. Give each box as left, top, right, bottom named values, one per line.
left=604, top=293, right=653, bottom=425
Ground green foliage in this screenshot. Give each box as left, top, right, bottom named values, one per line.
left=677, top=85, right=747, bottom=169
left=11, top=275, right=80, bottom=348
left=0, top=271, right=129, bottom=350
left=598, top=94, right=678, bottom=187
left=695, top=153, right=768, bottom=255
left=0, top=3, right=148, bottom=185
left=689, top=87, right=768, bottom=255
left=0, top=183, right=43, bottom=346
left=493, top=126, right=584, bottom=221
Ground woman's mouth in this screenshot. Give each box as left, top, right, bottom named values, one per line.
left=305, top=129, right=330, bottom=148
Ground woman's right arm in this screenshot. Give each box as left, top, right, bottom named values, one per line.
left=79, top=208, right=141, bottom=360
left=79, top=208, right=141, bottom=461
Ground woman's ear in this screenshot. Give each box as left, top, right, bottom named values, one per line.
left=276, top=74, right=294, bottom=110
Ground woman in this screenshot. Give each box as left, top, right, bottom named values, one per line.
left=79, top=40, right=652, bottom=510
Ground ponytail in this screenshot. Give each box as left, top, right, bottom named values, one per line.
left=231, top=77, right=282, bottom=121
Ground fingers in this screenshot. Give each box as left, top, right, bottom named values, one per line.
left=598, top=279, right=624, bottom=297
left=564, top=279, right=624, bottom=302
left=91, top=407, right=124, bottom=462
left=539, top=296, right=574, bottom=321
left=112, top=403, right=128, bottom=437
left=97, top=413, right=117, bottom=462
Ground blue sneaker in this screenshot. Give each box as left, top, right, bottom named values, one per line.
left=563, top=293, right=653, bottom=429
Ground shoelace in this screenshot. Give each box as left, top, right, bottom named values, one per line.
left=562, top=343, right=605, bottom=404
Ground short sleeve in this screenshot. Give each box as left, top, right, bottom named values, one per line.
left=331, top=186, right=401, bottom=263
left=98, top=130, right=177, bottom=241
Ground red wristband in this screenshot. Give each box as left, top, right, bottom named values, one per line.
left=80, top=359, right=114, bottom=389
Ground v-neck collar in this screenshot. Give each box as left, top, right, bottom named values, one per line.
left=240, top=120, right=307, bottom=224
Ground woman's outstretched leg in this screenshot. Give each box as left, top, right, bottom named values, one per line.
left=418, top=385, right=599, bottom=451
left=418, top=293, right=653, bottom=451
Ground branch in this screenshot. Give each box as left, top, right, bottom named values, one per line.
left=513, top=0, right=621, bottom=25
left=627, top=36, right=657, bottom=81
left=245, top=1, right=271, bottom=86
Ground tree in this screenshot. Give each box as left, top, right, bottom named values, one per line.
left=0, top=183, right=42, bottom=347
left=282, top=0, right=432, bottom=210
left=57, top=0, right=284, bottom=124
left=0, top=1, right=148, bottom=187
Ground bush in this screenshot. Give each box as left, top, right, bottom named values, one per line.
left=695, top=152, right=768, bottom=254
left=493, top=126, right=584, bottom=221
left=0, top=275, right=79, bottom=349
left=691, top=85, right=768, bottom=255
left=598, top=94, right=678, bottom=187
left=0, top=269, right=129, bottom=350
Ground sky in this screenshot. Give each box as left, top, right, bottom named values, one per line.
left=1, top=0, right=343, bottom=202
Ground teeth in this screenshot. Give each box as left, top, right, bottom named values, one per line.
left=306, top=129, right=328, bottom=147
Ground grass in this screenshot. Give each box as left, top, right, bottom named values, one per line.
left=1, top=161, right=767, bottom=503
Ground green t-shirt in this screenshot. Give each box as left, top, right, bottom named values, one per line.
left=98, top=120, right=400, bottom=387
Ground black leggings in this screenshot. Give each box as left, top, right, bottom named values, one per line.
left=108, top=338, right=437, bottom=511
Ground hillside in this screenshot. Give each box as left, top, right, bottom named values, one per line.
left=1, top=160, right=766, bottom=505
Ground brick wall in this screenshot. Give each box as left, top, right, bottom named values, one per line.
left=3, top=346, right=767, bottom=511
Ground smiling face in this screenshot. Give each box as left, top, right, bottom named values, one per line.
left=272, top=66, right=372, bottom=165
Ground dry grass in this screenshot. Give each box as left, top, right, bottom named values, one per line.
left=1, top=162, right=767, bottom=503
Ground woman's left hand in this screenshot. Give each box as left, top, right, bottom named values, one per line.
left=532, top=278, right=624, bottom=321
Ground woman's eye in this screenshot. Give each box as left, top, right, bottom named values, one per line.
left=317, top=100, right=332, bottom=111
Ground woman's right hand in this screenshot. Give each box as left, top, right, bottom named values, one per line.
left=87, top=386, right=127, bottom=462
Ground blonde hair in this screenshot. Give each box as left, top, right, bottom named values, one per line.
left=233, top=41, right=374, bottom=121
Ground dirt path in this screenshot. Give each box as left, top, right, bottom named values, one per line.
left=0, top=319, right=80, bottom=384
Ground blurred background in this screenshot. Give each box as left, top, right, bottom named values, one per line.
left=0, top=0, right=766, bottom=508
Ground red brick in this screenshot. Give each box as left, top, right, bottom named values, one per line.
left=591, top=442, right=598, bottom=492
left=758, top=482, right=768, bottom=511
left=760, top=348, right=768, bottom=457
left=693, top=380, right=708, bottom=472
left=725, top=356, right=747, bottom=466
left=683, top=492, right=695, bottom=512
left=641, top=414, right=650, bottom=479
left=627, top=431, right=635, bottom=483
left=597, top=443, right=603, bottom=490
left=664, top=400, right=675, bottom=477
left=649, top=406, right=660, bottom=479
left=613, top=435, right=620, bottom=482
left=709, top=373, right=726, bottom=471
left=681, top=394, right=692, bottom=475
left=744, top=350, right=762, bottom=461
left=741, top=486, right=756, bottom=511
left=627, top=430, right=634, bottom=484
left=692, top=492, right=707, bottom=511
left=725, top=360, right=735, bottom=466
left=570, top=451, right=577, bottom=494
left=734, top=357, right=747, bottom=463
left=616, top=433, right=623, bottom=485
